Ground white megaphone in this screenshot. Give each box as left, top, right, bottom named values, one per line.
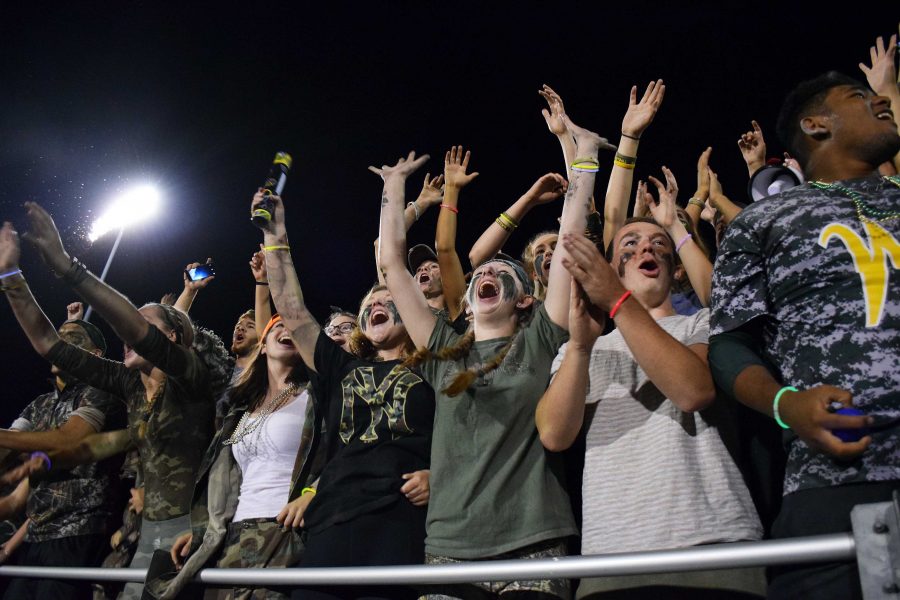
left=747, top=162, right=805, bottom=202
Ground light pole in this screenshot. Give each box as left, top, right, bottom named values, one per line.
left=83, top=185, right=161, bottom=321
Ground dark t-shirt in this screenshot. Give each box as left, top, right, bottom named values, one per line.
left=302, top=332, right=435, bottom=533
left=711, top=175, right=900, bottom=495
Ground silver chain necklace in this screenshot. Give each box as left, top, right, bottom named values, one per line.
left=222, top=383, right=299, bottom=447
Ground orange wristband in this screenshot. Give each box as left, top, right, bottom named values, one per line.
left=440, top=204, right=458, bottom=214
left=609, top=290, right=633, bottom=318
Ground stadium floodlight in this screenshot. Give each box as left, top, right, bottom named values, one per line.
left=83, top=185, right=162, bottom=321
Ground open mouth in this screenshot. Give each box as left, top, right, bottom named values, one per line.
left=477, top=280, right=499, bottom=299
left=876, top=109, right=894, bottom=121
left=370, top=309, right=389, bottom=326
left=542, top=257, right=552, bottom=273
left=277, top=334, right=294, bottom=347
left=234, top=332, right=245, bottom=343
left=418, top=273, right=431, bottom=284
left=637, top=257, right=660, bottom=277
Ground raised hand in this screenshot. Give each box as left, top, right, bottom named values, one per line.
left=859, top=34, right=899, bottom=95
left=249, top=247, right=267, bottom=282
left=159, top=292, right=176, bottom=306
left=695, top=147, right=713, bottom=201
left=400, top=470, right=430, bottom=506
left=560, top=232, right=627, bottom=312
left=66, top=302, right=84, bottom=321
left=645, top=167, right=679, bottom=230
left=368, top=151, right=430, bottom=182
left=539, top=84, right=569, bottom=137
left=21, top=202, right=69, bottom=273
left=444, top=146, right=479, bottom=189
left=524, top=173, right=568, bottom=206
left=621, top=79, right=666, bottom=139
left=414, top=173, right=445, bottom=207
left=562, top=115, right=615, bottom=157
left=700, top=199, right=717, bottom=224
left=0, top=222, right=22, bottom=272
left=182, top=258, right=215, bottom=292
left=568, top=278, right=605, bottom=353
left=737, top=120, right=766, bottom=174
left=632, top=180, right=650, bottom=218
left=707, top=167, right=729, bottom=211
left=778, top=385, right=873, bottom=460
left=251, top=188, right=286, bottom=236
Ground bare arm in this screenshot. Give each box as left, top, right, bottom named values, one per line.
left=561, top=233, right=714, bottom=411
left=536, top=279, right=604, bottom=451
left=737, top=120, right=767, bottom=178
left=708, top=168, right=744, bottom=225
left=545, top=115, right=612, bottom=327
left=0, top=415, right=98, bottom=453
left=174, top=258, right=215, bottom=314
left=0, top=483, right=29, bottom=523
left=467, top=174, right=567, bottom=269
left=371, top=151, right=438, bottom=349
left=436, top=147, right=477, bottom=321
left=249, top=248, right=272, bottom=332
left=644, top=168, right=712, bottom=307
left=20, top=202, right=150, bottom=345
left=603, top=80, right=666, bottom=249
left=685, top=147, right=713, bottom=228
left=253, top=190, right=321, bottom=372
left=538, top=84, right=577, bottom=178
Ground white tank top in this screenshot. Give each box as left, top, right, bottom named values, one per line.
left=231, top=389, right=308, bottom=521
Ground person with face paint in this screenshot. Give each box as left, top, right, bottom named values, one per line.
left=537, top=225, right=764, bottom=599
left=377, top=113, right=606, bottom=600
left=252, top=190, right=434, bottom=600
left=0, top=207, right=232, bottom=600
left=147, top=315, right=321, bottom=600
left=0, top=298, right=125, bottom=600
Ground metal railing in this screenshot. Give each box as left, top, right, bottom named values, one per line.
left=0, top=533, right=855, bottom=585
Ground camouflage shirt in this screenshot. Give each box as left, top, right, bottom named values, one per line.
left=710, top=175, right=900, bottom=495
left=47, top=324, right=215, bottom=521
left=12, top=382, right=125, bottom=542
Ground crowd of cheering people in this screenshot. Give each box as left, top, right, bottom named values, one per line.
left=0, top=27, right=897, bottom=600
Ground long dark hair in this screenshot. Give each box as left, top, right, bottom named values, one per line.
left=229, top=344, right=308, bottom=413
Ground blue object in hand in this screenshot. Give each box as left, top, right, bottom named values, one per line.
left=832, top=408, right=868, bottom=443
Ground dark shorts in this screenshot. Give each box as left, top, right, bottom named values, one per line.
left=2, top=533, right=108, bottom=600
left=768, top=480, right=900, bottom=600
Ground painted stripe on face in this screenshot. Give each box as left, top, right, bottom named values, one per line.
left=498, top=272, right=518, bottom=302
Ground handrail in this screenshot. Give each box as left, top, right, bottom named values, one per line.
left=0, top=533, right=856, bottom=585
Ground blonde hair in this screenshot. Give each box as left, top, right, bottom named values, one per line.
left=349, top=284, right=416, bottom=361
left=521, top=230, right=558, bottom=302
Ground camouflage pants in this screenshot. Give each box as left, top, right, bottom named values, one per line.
left=421, top=538, right=570, bottom=600
left=120, top=514, right=191, bottom=600
left=203, top=518, right=304, bottom=600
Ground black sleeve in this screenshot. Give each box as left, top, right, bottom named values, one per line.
left=132, top=324, right=206, bottom=388
left=708, top=321, right=775, bottom=398
left=45, top=340, right=133, bottom=400
left=312, top=330, right=356, bottom=402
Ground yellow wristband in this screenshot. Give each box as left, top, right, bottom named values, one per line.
left=301, top=487, right=317, bottom=496
left=263, top=245, right=291, bottom=252
left=613, top=158, right=636, bottom=170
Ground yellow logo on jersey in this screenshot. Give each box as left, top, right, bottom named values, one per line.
left=818, top=221, right=900, bottom=327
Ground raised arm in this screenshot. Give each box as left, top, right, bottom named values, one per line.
left=467, top=174, right=568, bottom=269
left=644, top=167, right=712, bottom=307
left=859, top=32, right=900, bottom=171
left=374, top=173, right=444, bottom=282
left=544, top=115, right=612, bottom=327
left=0, top=222, right=64, bottom=357
left=249, top=247, right=272, bottom=333
left=371, top=151, right=438, bottom=348
left=707, top=168, right=744, bottom=225
left=20, top=202, right=150, bottom=345
left=561, top=233, right=714, bottom=411
left=536, top=278, right=604, bottom=451
left=253, top=190, right=320, bottom=372
left=0, top=415, right=98, bottom=454
left=685, top=147, right=713, bottom=228
left=436, top=146, right=478, bottom=321
left=603, top=79, right=666, bottom=249
left=174, top=258, right=215, bottom=314
left=539, top=84, right=578, bottom=178
left=737, top=120, right=767, bottom=178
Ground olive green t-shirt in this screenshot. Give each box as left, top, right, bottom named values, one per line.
left=421, top=304, right=575, bottom=558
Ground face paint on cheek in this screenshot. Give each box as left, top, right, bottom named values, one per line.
left=359, top=306, right=372, bottom=331
left=467, top=273, right=483, bottom=305
left=617, top=252, right=633, bottom=277
left=498, top=272, right=518, bottom=302
left=385, top=301, right=403, bottom=325
left=533, top=253, right=545, bottom=280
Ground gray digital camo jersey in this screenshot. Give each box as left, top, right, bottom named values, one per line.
left=15, top=383, right=124, bottom=542
left=711, top=175, right=900, bottom=495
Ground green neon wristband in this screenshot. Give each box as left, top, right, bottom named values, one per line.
left=773, top=386, right=798, bottom=429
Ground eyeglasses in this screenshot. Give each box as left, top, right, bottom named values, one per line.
left=325, top=322, right=356, bottom=336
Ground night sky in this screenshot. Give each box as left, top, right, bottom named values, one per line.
left=0, top=4, right=892, bottom=424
